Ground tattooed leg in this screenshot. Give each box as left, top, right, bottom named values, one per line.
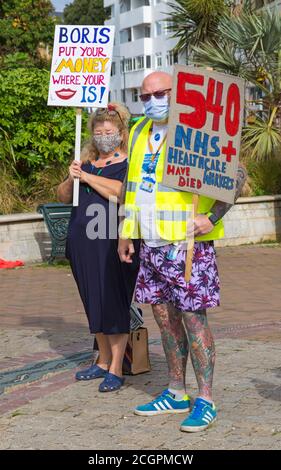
left=152, top=303, right=188, bottom=391
left=181, top=309, right=215, bottom=402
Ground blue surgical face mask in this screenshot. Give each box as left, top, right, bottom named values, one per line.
left=143, top=95, right=169, bottom=122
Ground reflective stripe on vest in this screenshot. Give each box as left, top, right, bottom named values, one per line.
left=128, top=117, right=150, bottom=161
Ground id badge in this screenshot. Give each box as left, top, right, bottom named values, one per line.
left=140, top=176, right=155, bottom=193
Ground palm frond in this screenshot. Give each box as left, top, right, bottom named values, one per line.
left=166, top=0, right=229, bottom=51
left=242, top=118, right=281, bottom=160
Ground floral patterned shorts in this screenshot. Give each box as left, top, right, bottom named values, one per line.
left=134, top=241, right=220, bottom=312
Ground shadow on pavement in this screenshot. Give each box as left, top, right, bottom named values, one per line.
left=252, top=367, right=281, bottom=402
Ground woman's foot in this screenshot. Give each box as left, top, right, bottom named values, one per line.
left=75, top=364, right=107, bottom=381
left=99, top=372, right=125, bottom=392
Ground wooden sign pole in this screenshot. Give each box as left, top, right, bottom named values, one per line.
left=73, top=108, right=82, bottom=207
left=185, top=193, right=199, bottom=282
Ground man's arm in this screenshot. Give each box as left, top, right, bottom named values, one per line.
left=209, top=163, right=248, bottom=221
left=189, top=163, right=248, bottom=237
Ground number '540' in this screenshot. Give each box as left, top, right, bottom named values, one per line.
left=176, top=72, right=241, bottom=138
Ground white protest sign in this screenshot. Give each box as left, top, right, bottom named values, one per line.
left=48, top=25, right=115, bottom=108
left=162, top=65, right=245, bottom=204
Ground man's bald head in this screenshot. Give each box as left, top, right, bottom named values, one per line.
left=141, top=72, right=172, bottom=94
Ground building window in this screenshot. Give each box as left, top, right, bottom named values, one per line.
left=164, top=20, right=173, bottom=35
left=144, top=25, right=151, bottom=37
left=120, top=28, right=132, bottom=43
left=132, top=88, right=138, bottom=102
left=135, top=55, right=144, bottom=70
left=166, top=50, right=178, bottom=66
left=120, top=0, right=131, bottom=13
left=155, top=52, right=162, bottom=68
left=121, top=55, right=151, bottom=73
left=135, top=0, right=150, bottom=6
left=111, top=62, right=116, bottom=76
left=124, top=58, right=133, bottom=72
left=121, top=89, right=126, bottom=103
left=155, top=21, right=162, bottom=36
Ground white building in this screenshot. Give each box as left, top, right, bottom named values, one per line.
left=104, top=0, right=185, bottom=114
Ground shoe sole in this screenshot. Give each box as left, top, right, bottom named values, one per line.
left=75, top=375, right=106, bottom=381
left=134, top=407, right=190, bottom=416
left=180, top=417, right=217, bottom=433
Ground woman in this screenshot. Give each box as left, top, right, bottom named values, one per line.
left=57, top=103, right=139, bottom=392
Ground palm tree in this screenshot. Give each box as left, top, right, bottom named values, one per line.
left=169, top=1, right=281, bottom=161
left=193, top=7, right=281, bottom=160
left=167, top=0, right=231, bottom=55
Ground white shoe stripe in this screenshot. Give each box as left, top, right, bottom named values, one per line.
left=154, top=403, right=161, bottom=411
left=203, top=415, right=212, bottom=422
left=205, top=411, right=214, bottom=419
left=164, top=399, right=173, bottom=410
left=158, top=401, right=167, bottom=410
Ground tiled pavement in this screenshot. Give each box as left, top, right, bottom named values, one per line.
left=0, top=245, right=280, bottom=449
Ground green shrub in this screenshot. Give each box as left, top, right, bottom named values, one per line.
left=246, top=157, right=281, bottom=196
left=0, top=67, right=88, bottom=213
left=0, top=163, right=24, bottom=214
left=0, top=68, right=77, bottom=168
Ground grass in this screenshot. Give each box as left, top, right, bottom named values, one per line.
left=33, top=259, right=70, bottom=268
left=0, top=161, right=69, bottom=215
left=240, top=240, right=281, bottom=248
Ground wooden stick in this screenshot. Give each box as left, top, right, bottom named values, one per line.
left=73, top=108, right=82, bottom=207
left=185, top=194, right=199, bottom=282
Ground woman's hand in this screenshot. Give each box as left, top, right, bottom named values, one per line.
left=69, top=160, right=89, bottom=184
left=69, top=160, right=82, bottom=180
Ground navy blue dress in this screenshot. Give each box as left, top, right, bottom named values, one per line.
left=66, top=160, right=139, bottom=334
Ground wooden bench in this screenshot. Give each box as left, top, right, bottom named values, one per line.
left=37, top=203, right=72, bottom=263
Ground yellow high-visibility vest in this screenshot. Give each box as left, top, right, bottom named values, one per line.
left=121, top=117, right=224, bottom=241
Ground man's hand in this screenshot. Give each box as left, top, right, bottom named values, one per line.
left=118, top=238, right=135, bottom=263
left=186, top=214, right=214, bottom=237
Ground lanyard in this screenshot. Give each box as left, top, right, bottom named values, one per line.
left=147, top=128, right=167, bottom=163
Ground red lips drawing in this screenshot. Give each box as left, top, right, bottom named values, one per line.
left=55, top=88, right=77, bottom=100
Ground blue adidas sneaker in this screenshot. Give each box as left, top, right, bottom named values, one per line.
left=134, top=389, right=190, bottom=416
left=180, top=397, right=217, bottom=432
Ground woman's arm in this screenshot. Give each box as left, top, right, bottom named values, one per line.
left=57, top=176, right=73, bottom=203
left=81, top=171, right=123, bottom=201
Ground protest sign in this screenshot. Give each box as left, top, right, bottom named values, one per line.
left=162, top=65, right=245, bottom=204
left=47, top=25, right=115, bottom=206
left=48, top=25, right=115, bottom=107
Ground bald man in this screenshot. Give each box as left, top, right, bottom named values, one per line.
left=118, top=71, right=246, bottom=433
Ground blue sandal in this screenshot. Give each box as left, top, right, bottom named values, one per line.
left=75, top=364, right=107, bottom=381
left=99, top=372, right=125, bottom=392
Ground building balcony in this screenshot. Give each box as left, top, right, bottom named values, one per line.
left=110, top=69, right=150, bottom=90
left=119, top=37, right=153, bottom=56
left=119, top=6, right=152, bottom=29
